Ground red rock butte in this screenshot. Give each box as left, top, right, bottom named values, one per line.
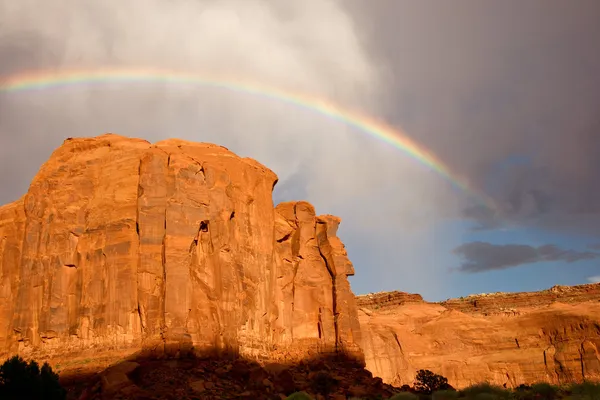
left=0, top=134, right=362, bottom=366
left=0, top=133, right=599, bottom=389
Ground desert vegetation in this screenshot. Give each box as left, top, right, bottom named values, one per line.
left=285, top=369, right=600, bottom=400
left=2, top=354, right=599, bottom=400
left=0, top=356, right=66, bottom=400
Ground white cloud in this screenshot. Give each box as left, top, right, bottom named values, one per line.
left=587, top=276, right=600, bottom=284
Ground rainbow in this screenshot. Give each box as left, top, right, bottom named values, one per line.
left=0, top=67, right=495, bottom=208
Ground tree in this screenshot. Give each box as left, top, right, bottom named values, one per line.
left=0, top=356, right=66, bottom=400
left=414, top=369, right=452, bottom=394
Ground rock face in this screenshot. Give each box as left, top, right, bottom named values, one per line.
left=3, top=133, right=600, bottom=390
left=439, top=284, right=600, bottom=316
left=356, top=291, right=423, bottom=310
left=0, top=134, right=362, bottom=365
left=359, top=284, right=600, bottom=388
left=272, top=202, right=362, bottom=358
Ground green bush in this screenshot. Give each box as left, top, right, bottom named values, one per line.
left=460, top=383, right=510, bottom=400
left=414, top=370, right=451, bottom=394
left=389, top=392, right=419, bottom=400
left=511, top=387, right=535, bottom=400
left=530, top=382, right=558, bottom=400
left=433, top=389, right=459, bottom=400
left=514, top=384, right=532, bottom=392
left=473, top=394, right=502, bottom=400
left=0, top=356, right=66, bottom=400
left=567, top=382, right=600, bottom=400
left=310, top=371, right=337, bottom=395
left=286, top=391, right=314, bottom=400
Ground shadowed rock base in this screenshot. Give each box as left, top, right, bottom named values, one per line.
left=61, top=350, right=397, bottom=400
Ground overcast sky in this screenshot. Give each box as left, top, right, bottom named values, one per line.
left=1, top=0, right=599, bottom=300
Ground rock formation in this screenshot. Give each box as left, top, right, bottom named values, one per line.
left=359, top=283, right=600, bottom=388
left=2, top=133, right=600, bottom=390
left=0, top=134, right=362, bottom=366
left=356, top=291, right=424, bottom=310
left=439, top=284, right=600, bottom=316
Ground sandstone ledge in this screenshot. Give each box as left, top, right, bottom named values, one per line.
left=355, top=291, right=423, bottom=310
left=438, top=282, right=600, bottom=316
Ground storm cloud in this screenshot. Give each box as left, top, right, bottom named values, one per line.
left=454, top=242, right=599, bottom=273
left=347, top=0, right=600, bottom=237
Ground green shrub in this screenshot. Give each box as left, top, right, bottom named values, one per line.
left=515, top=384, right=532, bottom=392
left=286, top=391, right=314, bottom=400
left=511, top=387, right=535, bottom=400
left=473, top=394, right=502, bottom=400
left=0, top=356, right=66, bottom=400
left=414, top=370, right=451, bottom=394
left=460, top=383, right=510, bottom=400
left=389, top=392, right=419, bottom=400
left=310, top=371, right=337, bottom=395
left=433, top=389, right=459, bottom=400
left=530, top=382, right=558, bottom=400
left=567, top=382, right=600, bottom=400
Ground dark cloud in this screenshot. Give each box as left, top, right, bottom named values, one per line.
left=453, top=241, right=599, bottom=273
left=588, top=244, right=600, bottom=251
left=347, top=0, right=600, bottom=237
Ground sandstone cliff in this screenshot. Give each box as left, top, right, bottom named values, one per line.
left=0, top=134, right=361, bottom=366
left=359, top=284, right=600, bottom=389
left=3, top=133, right=600, bottom=391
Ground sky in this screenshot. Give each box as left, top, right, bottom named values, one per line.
left=1, top=0, right=599, bottom=301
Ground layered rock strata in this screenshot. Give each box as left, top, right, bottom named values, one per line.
left=356, top=291, right=423, bottom=310
left=439, top=284, right=600, bottom=316
left=0, top=134, right=362, bottom=365
left=359, top=284, right=600, bottom=388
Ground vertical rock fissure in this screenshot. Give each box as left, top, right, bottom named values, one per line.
left=135, top=160, right=143, bottom=336
left=392, top=332, right=403, bottom=353
left=290, top=204, right=300, bottom=320
left=317, top=308, right=323, bottom=339
left=579, top=341, right=586, bottom=381
left=160, top=153, right=170, bottom=348
left=160, top=205, right=167, bottom=346
left=317, top=232, right=338, bottom=352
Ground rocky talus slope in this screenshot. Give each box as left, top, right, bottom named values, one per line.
left=0, top=134, right=361, bottom=369
left=358, top=283, right=600, bottom=388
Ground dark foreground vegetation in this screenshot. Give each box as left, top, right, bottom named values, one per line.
left=1, top=355, right=599, bottom=400
left=0, top=355, right=66, bottom=400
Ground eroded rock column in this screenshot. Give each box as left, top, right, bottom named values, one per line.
left=273, top=202, right=363, bottom=362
